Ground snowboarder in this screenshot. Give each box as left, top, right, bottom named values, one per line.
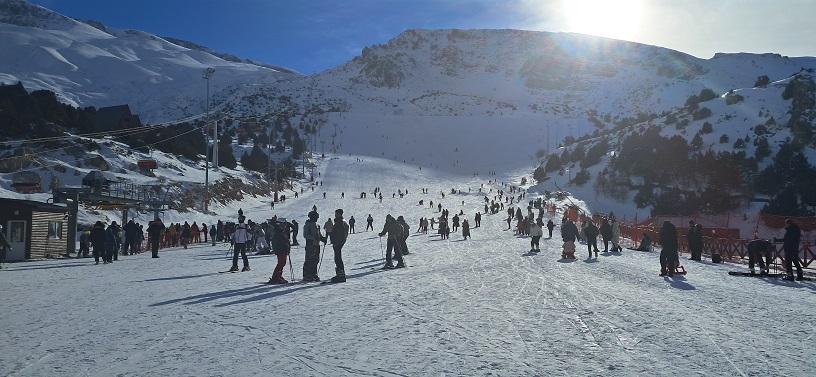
left=659, top=221, right=679, bottom=277
left=746, top=238, right=774, bottom=275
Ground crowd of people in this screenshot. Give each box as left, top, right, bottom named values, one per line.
left=63, top=176, right=808, bottom=284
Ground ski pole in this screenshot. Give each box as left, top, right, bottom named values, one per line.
left=288, top=253, right=294, bottom=281
left=379, top=236, right=384, bottom=260
left=317, top=240, right=327, bottom=274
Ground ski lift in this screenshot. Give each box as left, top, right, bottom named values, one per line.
left=11, top=171, right=42, bottom=193
left=138, top=148, right=158, bottom=170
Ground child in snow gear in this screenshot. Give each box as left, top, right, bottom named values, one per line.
left=329, top=209, right=350, bottom=282
left=774, top=219, right=804, bottom=281
left=302, top=210, right=325, bottom=281
left=230, top=216, right=251, bottom=272
left=659, top=221, right=679, bottom=276
left=378, top=215, right=405, bottom=268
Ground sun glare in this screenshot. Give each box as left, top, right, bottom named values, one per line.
left=561, top=0, right=644, bottom=41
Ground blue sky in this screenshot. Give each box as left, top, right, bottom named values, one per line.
left=27, top=0, right=816, bottom=74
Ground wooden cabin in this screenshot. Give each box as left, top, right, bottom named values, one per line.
left=0, top=198, right=68, bottom=261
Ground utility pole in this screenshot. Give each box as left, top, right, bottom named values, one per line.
left=202, top=67, right=215, bottom=212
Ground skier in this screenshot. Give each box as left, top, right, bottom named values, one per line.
left=348, top=216, right=356, bottom=233
left=329, top=209, right=349, bottom=282
left=229, top=216, right=251, bottom=272
left=209, top=224, right=217, bottom=246
left=324, top=218, right=334, bottom=243
left=302, top=210, right=325, bottom=281
left=659, top=220, right=679, bottom=277
left=774, top=219, right=804, bottom=281
left=378, top=215, right=405, bottom=269
left=546, top=219, right=555, bottom=238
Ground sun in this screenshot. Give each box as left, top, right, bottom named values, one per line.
left=561, top=0, right=644, bottom=41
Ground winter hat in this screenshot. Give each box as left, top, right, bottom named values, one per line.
left=308, top=211, right=319, bottom=220
left=335, top=209, right=343, bottom=215
left=110, top=221, right=117, bottom=226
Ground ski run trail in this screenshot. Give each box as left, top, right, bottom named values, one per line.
left=1, top=154, right=814, bottom=377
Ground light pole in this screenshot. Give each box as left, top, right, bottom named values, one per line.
left=202, top=67, right=215, bottom=212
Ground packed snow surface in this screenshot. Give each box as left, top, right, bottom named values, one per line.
left=1, top=154, right=814, bottom=376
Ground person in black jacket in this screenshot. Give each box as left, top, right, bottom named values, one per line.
left=584, top=220, right=600, bottom=258
left=90, top=221, right=106, bottom=265
left=560, top=219, right=579, bottom=259
left=123, top=220, right=140, bottom=255
left=659, top=221, right=679, bottom=276
left=546, top=219, right=555, bottom=238
left=268, top=219, right=291, bottom=284
left=104, top=221, right=121, bottom=263
left=774, top=219, right=804, bottom=281
left=599, top=218, right=613, bottom=252
left=378, top=214, right=405, bottom=269
left=147, top=219, right=165, bottom=258
left=329, top=209, right=350, bottom=282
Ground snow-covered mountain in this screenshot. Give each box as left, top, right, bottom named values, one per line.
left=3, top=0, right=816, bottom=223
left=0, top=0, right=300, bottom=123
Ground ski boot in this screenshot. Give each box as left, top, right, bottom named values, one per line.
left=242, top=265, right=251, bottom=272
left=228, top=265, right=240, bottom=273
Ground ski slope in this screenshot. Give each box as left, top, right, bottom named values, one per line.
left=1, top=154, right=814, bottom=376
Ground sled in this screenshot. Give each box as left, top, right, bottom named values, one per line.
left=674, top=265, right=687, bottom=275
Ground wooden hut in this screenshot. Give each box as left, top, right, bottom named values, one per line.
left=0, top=198, right=69, bottom=261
